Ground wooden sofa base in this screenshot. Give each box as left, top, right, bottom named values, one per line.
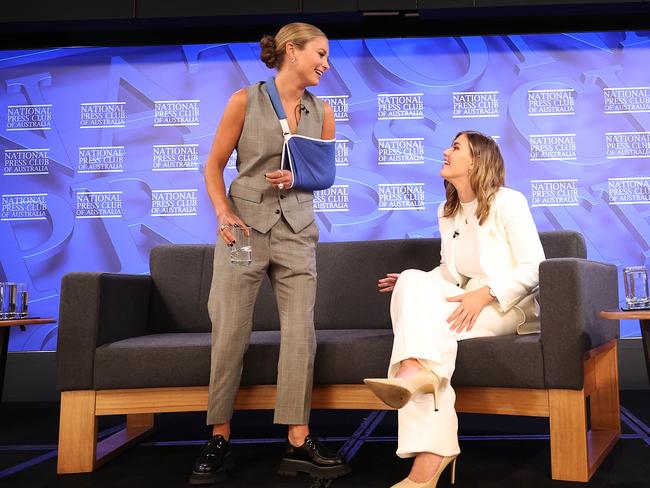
left=58, top=340, right=620, bottom=482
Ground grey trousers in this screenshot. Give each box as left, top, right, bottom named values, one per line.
left=206, top=217, right=318, bottom=425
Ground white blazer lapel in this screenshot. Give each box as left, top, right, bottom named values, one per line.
left=443, top=212, right=464, bottom=285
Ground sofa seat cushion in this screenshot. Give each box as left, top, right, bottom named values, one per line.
left=93, top=330, right=544, bottom=390
left=455, top=333, right=545, bottom=389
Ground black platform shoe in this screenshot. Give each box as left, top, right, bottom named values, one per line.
left=278, top=434, right=351, bottom=479
left=189, top=435, right=234, bottom=485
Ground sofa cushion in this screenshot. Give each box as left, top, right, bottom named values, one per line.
left=147, top=231, right=584, bottom=334
left=93, top=330, right=544, bottom=390
left=454, top=334, right=545, bottom=389
left=148, top=245, right=214, bottom=334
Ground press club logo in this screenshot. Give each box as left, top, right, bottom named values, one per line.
left=151, top=189, right=198, bottom=217
left=377, top=138, right=424, bottom=165
left=80, top=102, right=125, bottom=128
left=6, top=104, right=52, bottom=131
left=335, top=139, right=350, bottom=166
left=75, top=191, right=123, bottom=219
left=605, top=132, right=650, bottom=159
left=3, top=149, right=50, bottom=175
left=452, top=91, right=499, bottom=118
left=314, top=185, right=349, bottom=212
left=527, top=89, right=575, bottom=116
left=78, top=146, right=125, bottom=173
left=530, top=179, right=579, bottom=207
left=378, top=183, right=425, bottom=211
left=604, top=87, right=650, bottom=114
left=1, top=193, right=48, bottom=221
left=152, top=144, right=199, bottom=171
left=529, top=134, right=577, bottom=161
left=319, top=96, right=349, bottom=121
left=226, top=150, right=237, bottom=170
left=607, top=177, right=650, bottom=205
left=377, top=94, right=424, bottom=120
left=154, top=100, right=200, bottom=126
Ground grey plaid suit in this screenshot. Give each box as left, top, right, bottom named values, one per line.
left=207, top=82, right=323, bottom=425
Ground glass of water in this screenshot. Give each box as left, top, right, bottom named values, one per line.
left=16, top=283, right=28, bottom=318
left=623, top=266, right=650, bottom=309
left=229, top=226, right=252, bottom=266
left=0, top=282, right=17, bottom=319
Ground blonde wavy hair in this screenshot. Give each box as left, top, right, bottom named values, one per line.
left=260, top=23, right=326, bottom=69
left=443, top=131, right=505, bottom=225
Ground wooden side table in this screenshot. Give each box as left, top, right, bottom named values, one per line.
left=0, top=318, right=56, bottom=401
left=600, top=310, right=650, bottom=386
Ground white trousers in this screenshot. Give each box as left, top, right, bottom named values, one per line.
left=389, top=269, right=526, bottom=458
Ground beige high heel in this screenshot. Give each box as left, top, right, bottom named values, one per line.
left=363, top=369, right=441, bottom=410
left=390, top=455, right=458, bottom=488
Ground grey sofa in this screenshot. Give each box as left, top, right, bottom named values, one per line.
left=56, top=231, right=620, bottom=482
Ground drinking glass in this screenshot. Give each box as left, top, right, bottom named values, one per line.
left=16, top=283, right=28, bottom=318
left=0, top=282, right=17, bottom=319
left=623, top=266, right=650, bottom=309
left=229, top=226, right=252, bottom=266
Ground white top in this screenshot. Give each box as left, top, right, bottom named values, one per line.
left=454, top=199, right=484, bottom=279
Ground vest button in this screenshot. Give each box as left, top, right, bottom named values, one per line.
left=280, top=195, right=285, bottom=199
left=275, top=209, right=280, bottom=214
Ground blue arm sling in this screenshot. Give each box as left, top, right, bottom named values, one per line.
left=265, top=76, right=336, bottom=191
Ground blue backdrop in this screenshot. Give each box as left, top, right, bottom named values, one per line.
left=2, top=31, right=649, bottom=351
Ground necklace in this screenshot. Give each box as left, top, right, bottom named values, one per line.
left=460, top=200, right=477, bottom=224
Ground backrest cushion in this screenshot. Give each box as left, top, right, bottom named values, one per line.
left=148, top=245, right=214, bottom=333
left=148, top=231, right=585, bottom=333
left=538, top=231, right=586, bottom=259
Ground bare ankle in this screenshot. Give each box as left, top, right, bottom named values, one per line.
left=288, top=425, right=309, bottom=447
left=396, top=358, right=424, bottom=379
left=409, top=452, right=443, bottom=482
left=212, top=423, right=230, bottom=441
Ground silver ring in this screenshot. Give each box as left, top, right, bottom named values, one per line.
left=278, top=183, right=285, bottom=190
left=219, top=224, right=227, bottom=231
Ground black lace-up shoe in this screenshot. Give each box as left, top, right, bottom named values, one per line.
left=278, top=434, right=351, bottom=479
left=189, top=435, right=234, bottom=485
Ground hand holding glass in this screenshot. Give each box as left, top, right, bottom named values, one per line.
left=228, top=226, right=252, bottom=266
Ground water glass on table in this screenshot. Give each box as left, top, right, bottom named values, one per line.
left=623, top=266, right=650, bottom=309
left=229, top=226, right=252, bottom=266
left=0, top=282, right=17, bottom=319
left=16, top=283, right=28, bottom=318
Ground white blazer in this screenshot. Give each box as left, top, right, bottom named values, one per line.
left=431, top=187, right=546, bottom=334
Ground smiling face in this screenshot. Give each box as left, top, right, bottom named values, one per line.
left=287, top=36, right=330, bottom=86
left=441, top=133, right=474, bottom=184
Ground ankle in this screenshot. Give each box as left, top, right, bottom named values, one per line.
left=212, top=423, right=230, bottom=441
left=396, top=359, right=424, bottom=379
left=409, top=452, right=442, bottom=482
left=288, top=425, right=309, bottom=447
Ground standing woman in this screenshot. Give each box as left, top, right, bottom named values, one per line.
left=365, top=131, right=545, bottom=488
left=190, top=23, right=349, bottom=484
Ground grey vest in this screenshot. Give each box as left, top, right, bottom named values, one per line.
left=229, top=82, right=324, bottom=234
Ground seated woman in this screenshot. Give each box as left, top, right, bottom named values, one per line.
left=365, top=130, right=545, bottom=488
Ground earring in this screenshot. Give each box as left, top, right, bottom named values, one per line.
left=291, top=58, right=296, bottom=63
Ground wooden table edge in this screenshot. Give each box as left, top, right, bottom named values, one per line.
left=0, top=318, right=56, bottom=328
left=600, top=310, right=650, bottom=320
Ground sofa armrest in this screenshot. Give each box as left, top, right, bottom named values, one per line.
left=56, top=272, right=152, bottom=391
left=539, top=258, right=619, bottom=389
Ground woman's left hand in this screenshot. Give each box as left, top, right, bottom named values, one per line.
left=265, top=169, right=293, bottom=191
left=446, top=286, right=494, bottom=333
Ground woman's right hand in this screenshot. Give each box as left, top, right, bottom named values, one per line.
left=217, top=210, right=248, bottom=246
left=378, top=273, right=400, bottom=293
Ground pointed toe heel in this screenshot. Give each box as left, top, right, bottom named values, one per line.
left=364, top=369, right=441, bottom=409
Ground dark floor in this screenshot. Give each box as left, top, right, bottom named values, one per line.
left=0, top=390, right=649, bottom=487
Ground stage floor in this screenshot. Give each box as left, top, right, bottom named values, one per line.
left=1, top=390, right=649, bottom=487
